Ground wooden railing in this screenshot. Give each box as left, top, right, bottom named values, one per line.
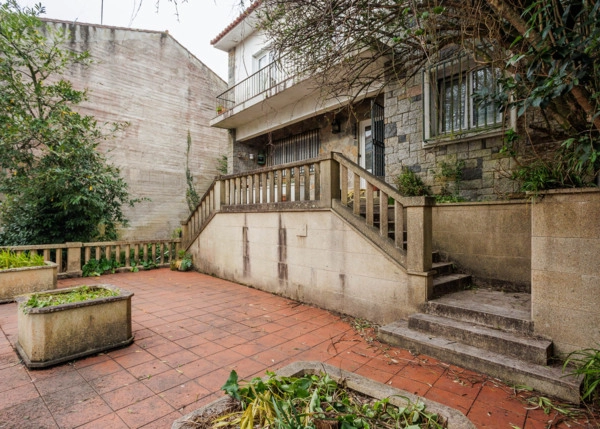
left=181, top=152, right=434, bottom=274
left=1, top=239, right=181, bottom=278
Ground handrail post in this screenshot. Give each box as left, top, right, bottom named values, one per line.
left=65, top=242, right=83, bottom=277
left=180, top=221, right=189, bottom=248
left=319, top=156, right=340, bottom=208
left=215, top=179, right=223, bottom=211
left=405, top=196, right=435, bottom=300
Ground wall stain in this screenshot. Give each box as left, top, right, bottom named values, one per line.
left=278, top=214, right=288, bottom=285
left=243, top=215, right=250, bottom=277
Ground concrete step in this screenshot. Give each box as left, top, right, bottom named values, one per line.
left=432, top=273, right=472, bottom=296
left=378, top=320, right=581, bottom=403
left=408, top=313, right=552, bottom=365
left=432, top=261, right=454, bottom=276
left=425, top=290, right=533, bottom=334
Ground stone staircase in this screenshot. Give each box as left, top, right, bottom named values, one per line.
left=379, top=289, right=582, bottom=403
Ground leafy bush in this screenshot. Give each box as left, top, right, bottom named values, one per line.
left=217, top=370, right=444, bottom=428
left=395, top=168, right=431, bottom=197
left=82, top=257, right=121, bottom=277
left=0, top=250, right=44, bottom=270
left=564, top=346, right=600, bottom=403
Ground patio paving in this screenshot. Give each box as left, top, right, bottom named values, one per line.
left=0, top=269, right=590, bottom=428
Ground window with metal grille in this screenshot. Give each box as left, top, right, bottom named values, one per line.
left=269, top=129, right=321, bottom=166
left=424, top=55, right=502, bottom=141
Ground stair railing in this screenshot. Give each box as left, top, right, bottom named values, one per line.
left=181, top=152, right=434, bottom=275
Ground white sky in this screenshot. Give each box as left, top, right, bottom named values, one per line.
left=18, top=0, right=245, bottom=80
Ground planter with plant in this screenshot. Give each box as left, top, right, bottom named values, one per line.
left=0, top=249, right=57, bottom=303
left=16, top=284, right=134, bottom=368
left=172, top=361, right=474, bottom=429
left=170, top=250, right=193, bottom=272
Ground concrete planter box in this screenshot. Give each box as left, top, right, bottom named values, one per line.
left=172, top=361, right=474, bottom=429
left=0, top=261, right=58, bottom=304
left=16, top=284, right=134, bottom=369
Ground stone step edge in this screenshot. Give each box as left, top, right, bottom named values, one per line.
left=408, top=313, right=551, bottom=365
left=425, top=300, right=533, bottom=334
left=378, top=320, right=581, bottom=404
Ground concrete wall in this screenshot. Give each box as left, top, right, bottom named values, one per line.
left=47, top=20, right=229, bottom=240
left=532, top=188, right=600, bottom=356
left=432, top=201, right=531, bottom=290
left=191, top=210, right=422, bottom=324
left=384, top=75, right=519, bottom=201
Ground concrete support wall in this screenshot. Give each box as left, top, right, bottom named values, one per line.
left=432, top=201, right=531, bottom=289
left=191, top=210, right=421, bottom=324
left=532, top=189, right=600, bottom=356
left=48, top=20, right=228, bottom=239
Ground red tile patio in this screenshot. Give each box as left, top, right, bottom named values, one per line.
left=0, top=269, right=594, bottom=428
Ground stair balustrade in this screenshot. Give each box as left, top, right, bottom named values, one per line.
left=182, top=152, right=434, bottom=275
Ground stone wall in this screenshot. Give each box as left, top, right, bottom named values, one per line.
left=432, top=201, right=531, bottom=290
left=191, top=210, right=424, bottom=324
left=531, top=188, right=600, bottom=355
left=384, top=75, right=519, bottom=201
left=46, top=20, right=229, bottom=239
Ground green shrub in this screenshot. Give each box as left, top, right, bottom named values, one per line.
left=23, top=286, right=119, bottom=309
left=564, top=346, right=600, bottom=403
left=0, top=249, right=44, bottom=270
left=394, top=168, right=431, bottom=197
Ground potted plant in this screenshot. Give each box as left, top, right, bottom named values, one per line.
left=16, top=284, right=134, bottom=369
left=0, top=250, right=57, bottom=303
left=170, top=250, right=193, bottom=271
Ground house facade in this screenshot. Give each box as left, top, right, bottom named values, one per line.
left=210, top=2, right=517, bottom=201
left=46, top=20, right=229, bottom=240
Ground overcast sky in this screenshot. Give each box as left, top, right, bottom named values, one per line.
left=18, top=0, right=245, bottom=80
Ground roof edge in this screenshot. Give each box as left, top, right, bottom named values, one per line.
left=210, top=0, right=261, bottom=46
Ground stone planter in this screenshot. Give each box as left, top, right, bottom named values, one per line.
left=16, top=284, right=134, bottom=369
left=0, top=261, right=58, bottom=304
left=172, top=361, right=475, bottom=429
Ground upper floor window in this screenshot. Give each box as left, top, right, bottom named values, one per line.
left=424, top=54, right=503, bottom=141
left=253, top=49, right=277, bottom=93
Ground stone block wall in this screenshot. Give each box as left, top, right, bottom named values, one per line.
left=432, top=201, right=531, bottom=290
left=47, top=20, right=229, bottom=240
left=384, top=75, right=519, bottom=201
left=531, top=188, right=600, bottom=355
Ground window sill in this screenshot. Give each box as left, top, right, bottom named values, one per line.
left=423, top=127, right=505, bottom=147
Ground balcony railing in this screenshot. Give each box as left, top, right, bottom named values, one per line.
left=216, top=54, right=303, bottom=113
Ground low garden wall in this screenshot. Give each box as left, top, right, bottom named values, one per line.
left=432, top=201, right=531, bottom=290
left=191, top=210, right=427, bottom=324
left=531, top=188, right=600, bottom=356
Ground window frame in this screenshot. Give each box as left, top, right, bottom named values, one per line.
left=423, top=54, right=510, bottom=145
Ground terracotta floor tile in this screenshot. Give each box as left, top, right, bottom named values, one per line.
left=160, top=379, right=211, bottom=410
left=43, top=383, right=98, bottom=414
left=77, top=359, right=123, bottom=381
left=424, top=386, right=474, bottom=414
left=127, top=358, right=171, bottom=380
left=174, top=334, right=209, bottom=349
left=141, top=369, right=190, bottom=394
left=34, top=370, right=87, bottom=396
left=116, top=395, right=175, bottom=429
left=145, top=341, right=185, bottom=359
left=72, top=353, right=112, bottom=369
left=324, top=356, right=364, bottom=372
left=0, top=365, right=32, bottom=394
left=0, top=383, right=40, bottom=411
left=138, top=410, right=183, bottom=428
left=113, top=349, right=156, bottom=369
left=354, top=364, right=394, bottom=384
left=76, top=412, right=129, bottom=429
left=52, top=396, right=113, bottom=428
left=196, top=368, right=234, bottom=392
left=476, top=383, right=528, bottom=415
left=396, top=361, right=445, bottom=387
left=161, top=349, right=200, bottom=369
left=188, top=341, right=226, bottom=358
left=102, top=381, right=155, bottom=411
left=0, top=397, right=55, bottom=427
left=432, top=371, right=483, bottom=400
left=387, top=374, right=432, bottom=396
left=212, top=334, right=248, bottom=349
left=88, top=369, right=139, bottom=395
left=467, top=400, right=526, bottom=428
